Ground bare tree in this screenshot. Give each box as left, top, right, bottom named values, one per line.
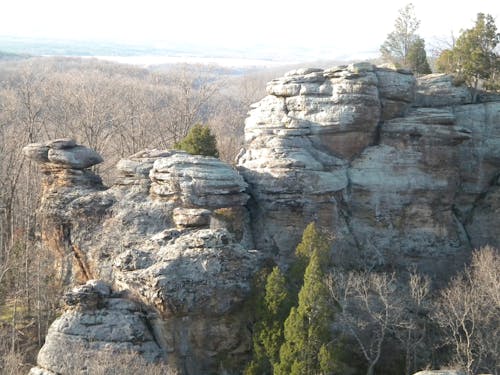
left=396, top=270, right=431, bottom=375
left=162, top=64, right=223, bottom=145
left=433, top=246, right=499, bottom=375
left=328, top=270, right=404, bottom=375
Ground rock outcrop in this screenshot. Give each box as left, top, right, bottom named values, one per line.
left=237, top=65, right=500, bottom=275
left=24, top=65, right=500, bottom=374
left=24, top=144, right=259, bottom=374
left=29, top=280, right=164, bottom=375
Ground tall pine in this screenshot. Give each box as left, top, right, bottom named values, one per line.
left=275, top=251, right=335, bottom=375
left=245, top=222, right=337, bottom=374
left=245, top=266, right=292, bottom=375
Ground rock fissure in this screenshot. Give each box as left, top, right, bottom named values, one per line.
left=71, top=243, right=93, bottom=282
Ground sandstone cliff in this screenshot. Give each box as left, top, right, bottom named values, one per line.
left=238, top=64, right=500, bottom=274
left=24, top=64, right=500, bottom=374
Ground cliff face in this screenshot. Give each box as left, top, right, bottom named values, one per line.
left=237, top=64, right=500, bottom=274
left=24, top=65, right=500, bottom=375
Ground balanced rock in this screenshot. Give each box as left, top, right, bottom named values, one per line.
left=23, top=138, right=103, bottom=169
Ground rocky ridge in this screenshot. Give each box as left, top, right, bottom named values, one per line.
left=23, top=64, right=500, bottom=374
left=237, top=65, right=500, bottom=273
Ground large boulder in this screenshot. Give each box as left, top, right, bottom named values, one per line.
left=30, top=281, right=164, bottom=375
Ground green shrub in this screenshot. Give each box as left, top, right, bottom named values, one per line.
left=174, top=124, right=219, bottom=157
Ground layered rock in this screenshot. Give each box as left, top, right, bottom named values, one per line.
left=23, top=139, right=107, bottom=285
left=29, top=280, right=164, bottom=375
left=25, top=64, right=500, bottom=374
left=24, top=145, right=259, bottom=374
left=237, top=64, right=500, bottom=273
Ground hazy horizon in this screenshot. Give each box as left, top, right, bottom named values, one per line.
left=1, top=0, right=500, bottom=63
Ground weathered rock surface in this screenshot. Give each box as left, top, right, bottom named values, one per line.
left=237, top=65, right=500, bottom=273
left=25, top=65, right=500, bottom=375
left=150, top=152, right=248, bottom=207
left=30, top=280, right=163, bottom=375
left=24, top=145, right=259, bottom=374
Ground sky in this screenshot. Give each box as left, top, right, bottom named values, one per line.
left=1, top=0, right=500, bottom=60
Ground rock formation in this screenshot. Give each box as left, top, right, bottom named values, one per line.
left=24, top=64, right=500, bottom=374
left=29, top=280, right=164, bottom=375
left=237, top=65, right=500, bottom=275
left=24, top=143, right=260, bottom=374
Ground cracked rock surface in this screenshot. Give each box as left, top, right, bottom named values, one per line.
left=237, top=64, right=500, bottom=273
left=29, top=281, right=163, bottom=375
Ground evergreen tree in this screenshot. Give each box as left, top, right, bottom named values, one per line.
left=289, top=222, right=331, bottom=293
left=452, top=13, right=500, bottom=93
left=407, top=37, right=432, bottom=75
left=174, top=124, right=219, bottom=157
left=435, top=13, right=499, bottom=95
left=246, top=223, right=336, bottom=374
left=275, top=251, right=335, bottom=375
left=245, top=266, right=292, bottom=375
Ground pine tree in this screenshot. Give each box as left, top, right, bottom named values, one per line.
left=452, top=13, right=500, bottom=93
left=289, top=222, right=331, bottom=294
left=407, top=37, right=432, bottom=75
left=275, top=251, right=335, bottom=375
left=245, top=266, right=292, bottom=375
left=435, top=13, right=499, bottom=95
left=246, top=223, right=336, bottom=374
left=174, top=124, right=219, bottom=157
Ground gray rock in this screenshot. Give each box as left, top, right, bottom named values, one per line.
left=28, top=140, right=259, bottom=374
left=173, top=207, right=211, bottom=228
left=416, top=73, right=472, bottom=107
left=116, top=149, right=174, bottom=178
left=45, top=138, right=77, bottom=149
left=23, top=140, right=103, bottom=170
left=238, top=64, right=499, bottom=273
left=150, top=152, right=248, bottom=208
left=48, top=145, right=103, bottom=169
left=32, top=281, right=163, bottom=375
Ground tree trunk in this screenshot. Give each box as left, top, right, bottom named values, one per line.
left=366, top=363, right=375, bottom=375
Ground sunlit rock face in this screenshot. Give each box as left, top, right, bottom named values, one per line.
left=29, top=280, right=164, bottom=375
left=25, top=65, right=500, bottom=375
left=24, top=144, right=259, bottom=375
left=237, top=64, right=500, bottom=273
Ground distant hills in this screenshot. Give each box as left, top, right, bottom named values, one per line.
left=0, top=35, right=373, bottom=68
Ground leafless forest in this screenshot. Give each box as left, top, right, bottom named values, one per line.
left=0, top=56, right=498, bottom=375
left=0, top=56, right=278, bottom=372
